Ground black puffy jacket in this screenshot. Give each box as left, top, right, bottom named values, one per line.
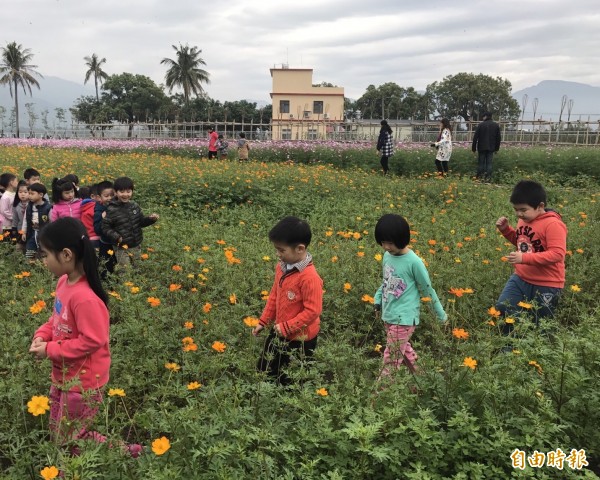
left=101, top=200, right=156, bottom=248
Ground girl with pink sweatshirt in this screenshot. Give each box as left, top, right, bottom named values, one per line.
left=50, top=177, right=82, bottom=221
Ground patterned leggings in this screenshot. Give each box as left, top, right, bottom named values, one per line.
left=379, top=324, right=417, bottom=380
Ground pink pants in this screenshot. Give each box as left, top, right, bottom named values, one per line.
left=380, top=324, right=417, bottom=379
left=49, top=385, right=106, bottom=444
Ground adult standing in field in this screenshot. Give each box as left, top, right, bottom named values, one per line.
left=207, top=126, right=218, bottom=159
left=431, top=118, right=452, bottom=177
left=472, top=112, right=501, bottom=182
left=376, top=120, right=394, bottom=175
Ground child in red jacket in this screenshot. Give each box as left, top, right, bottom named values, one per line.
left=252, top=216, right=323, bottom=386
left=495, top=180, right=567, bottom=335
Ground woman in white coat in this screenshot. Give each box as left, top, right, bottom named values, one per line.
left=431, top=118, right=452, bottom=176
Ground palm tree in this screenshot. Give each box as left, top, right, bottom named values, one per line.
left=161, top=44, right=210, bottom=106
left=84, top=53, right=109, bottom=102
left=0, top=42, right=42, bottom=138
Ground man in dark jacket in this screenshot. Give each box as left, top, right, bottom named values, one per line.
left=472, top=112, right=501, bottom=182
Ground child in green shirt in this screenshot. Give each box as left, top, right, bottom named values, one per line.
left=373, top=214, right=447, bottom=381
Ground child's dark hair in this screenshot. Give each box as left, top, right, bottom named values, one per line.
left=28, top=182, right=47, bottom=196
left=23, top=168, right=40, bottom=180
left=509, top=180, right=547, bottom=208
left=96, top=180, right=114, bottom=194
left=78, top=186, right=92, bottom=199
left=63, top=174, right=79, bottom=186
left=38, top=218, right=108, bottom=306
left=51, top=177, right=76, bottom=203
left=269, top=216, right=311, bottom=246
left=89, top=183, right=99, bottom=197
left=13, top=180, right=28, bottom=207
left=374, top=214, right=410, bottom=249
left=0, top=172, right=17, bottom=188
left=113, top=177, right=134, bottom=192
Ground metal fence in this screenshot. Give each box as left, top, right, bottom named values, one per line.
left=5, top=119, right=600, bottom=145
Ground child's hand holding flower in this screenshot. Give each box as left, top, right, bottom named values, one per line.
left=29, top=337, right=47, bottom=359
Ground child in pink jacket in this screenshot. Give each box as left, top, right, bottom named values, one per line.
left=50, top=177, right=82, bottom=221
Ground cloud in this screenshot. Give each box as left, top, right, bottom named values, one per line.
left=1, top=0, right=598, bottom=104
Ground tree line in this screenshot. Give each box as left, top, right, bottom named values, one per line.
left=1, top=41, right=520, bottom=138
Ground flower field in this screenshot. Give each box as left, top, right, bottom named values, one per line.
left=1, top=143, right=599, bottom=479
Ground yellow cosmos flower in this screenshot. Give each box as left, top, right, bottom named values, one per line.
left=187, top=382, right=202, bottom=390
left=570, top=284, right=581, bottom=292
left=27, top=395, right=50, bottom=416
left=164, top=362, right=181, bottom=372
left=108, top=388, right=126, bottom=397
left=518, top=301, right=533, bottom=309
left=229, top=293, right=237, bottom=304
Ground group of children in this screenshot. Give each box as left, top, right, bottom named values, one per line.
left=208, top=127, right=251, bottom=161
left=15, top=174, right=565, bottom=454
left=0, top=168, right=158, bottom=273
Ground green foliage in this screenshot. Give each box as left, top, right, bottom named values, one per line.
left=426, top=72, right=521, bottom=122
left=1, top=145, right=599, bottom=478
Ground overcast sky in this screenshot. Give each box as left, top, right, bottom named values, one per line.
left=3, top=0, right=599, bottom=103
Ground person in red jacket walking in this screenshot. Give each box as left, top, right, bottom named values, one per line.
left=252, top=216, right=323, bottom=386
left=495, top=180, right=567, bottom=336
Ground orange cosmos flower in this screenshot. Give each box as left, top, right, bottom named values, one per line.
left=151, top=436, right=171, bottom=455
left=140, top=253, right=149, bottom=260
left=216, top=239, right=226, bottom=245
left=172, top=265, right=182, bottom=271
left=243, top=316, right=259, bottom=327
left=316, top=387, right=329, bottom=396
left=343, top=283, right=352, bottom=292
left=169, top=284, right=182, bottom=292
left=229, top=293, right=237, bottom=304
left=184, top=321, right=194, bottom=329
left=331, top=256, right=339, bottom=262
left=203, top=302, right=212, bottom=313
left=29, top=300, right=47, bottom=314
left=361, top=294, right=375, bottom=304
left=487, top=306, right=501, bottom=317
left=164, top=362, right=181, bottom=371
left=183, top=245, right=191, bottom=251
left=421, top=297, right=432, bottom=302
left=147, top=297, right=161, bottom=307
left=40, top=466, right=59, bottom=480
left=462, top=357, right=477, bottom=370
left=212, top=341, right=226, bottom=353
left=187, top=381, right=202, bottom=390
left=452, top=328, right=469, bottom=340
left=428, top=239, right=437, bottom=246
left=183, top=343, right=198, bottom=352
left=356, top=251, right=365, bottom=257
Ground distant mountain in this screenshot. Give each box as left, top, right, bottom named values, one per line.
left=0, top=75, right=94, bottom=131
left=512, top=80, right=600, bottom=121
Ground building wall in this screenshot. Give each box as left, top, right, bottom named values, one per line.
left=270, top=67, right=344, bottom=140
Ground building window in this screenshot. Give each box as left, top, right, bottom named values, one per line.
left=307, top=128, right=318, bottom=140
left=313, top=101, right=324, bottom=114
left=303, top=111, right=311, bottom=119
left=280, top=100, right=290, bottom=114
left=282, top=128, right=292, bottom=140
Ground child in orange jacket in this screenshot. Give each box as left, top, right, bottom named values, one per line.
left=252, top=216, right=323, bottom=386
